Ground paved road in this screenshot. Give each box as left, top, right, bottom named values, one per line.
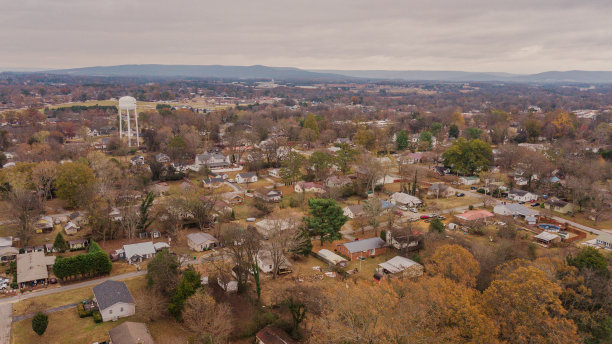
left=224, top=181, right=244, bottom=193
left=0, top=270, right=146, bottom=306
left=0, top=304, right=11, bottom=344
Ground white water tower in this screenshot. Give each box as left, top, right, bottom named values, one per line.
left=118, top=96, right=139, bottom=147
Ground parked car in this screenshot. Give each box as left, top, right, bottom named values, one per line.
left=437, top=215, right=446, bottom=220
left=409, top=207, right=418, bottom=213
left=49, top=278, right=57, bottom=284
left=470, top=186, right=477, bottom=190
left=420, top=215, right=430, bottom=220
left=456, top=193, right=465, bottom=197
left=531, top=203, right=540, bottom=207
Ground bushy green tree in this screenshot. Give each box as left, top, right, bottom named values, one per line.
left=304, top=199, right=348, bottom=246
left=396, top=130, right=409, bottom=151
left=55, top=162, right=94, bottom=207
left=32, top=312, right=48, bottom=336
left=168, top=267, right=201, bottom=320
left=449, top=124, right=459, bottom=138
left=442, top=138, right=492, bottom=175
left=429, top=218, right=445, bottom=233
left=567, top=247, right=609, bottom=276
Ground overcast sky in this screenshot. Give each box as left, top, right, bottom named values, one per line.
left=2, top=0, right=612, bottom=73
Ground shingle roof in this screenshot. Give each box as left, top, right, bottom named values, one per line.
left=108, top=322, right=154, bottom=344
left=237, top=172, right=257, bottom=178
left=342, top=237, right=386, bottom=253
left=187, top=232, right=218, bottom=245
left=123, top=242, right=156, bottom=261
left=93, top=280, right=135, bottom=310
left=256, top=326, right=298, bottom=344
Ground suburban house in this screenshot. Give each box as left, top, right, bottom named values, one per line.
left=427, top=183, right=455, bottom=198
left=377, top=256, right=424, bottom=278
left=343, top=204, right=364, bottom=219
left=187, top=232, right=219, bottom=251
left=534, top=231, right=561, bottom=245
left=508, top=189, right=538, bottom=202
left=316, top=249, right=348, bottom=267
left=268, top=168, right=281, bottom=178
left=256, top=326, right=298, bottom=344
left=220, top=192, right=244, bottom=205
left=459, top=176, right=480, bottom=185
left=337, top=237, right=387, bottom=261
left=455, top=209, right=494, bottom=224
left=202, top=177, right=225, bottom=188
left=35, top=216, right=54, bottom=233
left=118, top=242, right=156, bottom=263
left=109, top=322, right=155, bottom=344
left=325, top=175, right=352, bottom=188
left=155, top=152, right=170, bottom=163
left=544, top=198, right=574, bottom=214
left=63, top=221, right=79, bottom=235
left=254, top=189, right=282, bottom=202
left=195, top=153, right=230, bottom=169
left=386, top=230, right=422, bottom=251
left=390, top=192, right=422, bottom=207
left=0, top=247, right=18, bottom=262
left=0, top=236, right=12, bottom=248
left=235, top=172, right=258, bottom=184
left=255, top=219, right=293, bottom=239
left=493, top=203, right=539, bottom=219
left=68, top=239, right=88, bottom=250
left=16, top=252, right=56, bottom=288
left=257, top=250, right=293, bottom=275
left=595, top=233, right=612, bottom=250
left=109, top=207, right=123, bottom=222
left=93, top=280, right=136, bottom=322
left=400, top=152, right=423, bottom=164
left=130, top=155, right=145, bottom=166
left=294, top=181, right=326, bottom=194
left=69, top=211, right=88, bottom=226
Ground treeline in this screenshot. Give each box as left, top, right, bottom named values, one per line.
left=44, top=105, right=118, bottom=116
left=52, top=241, right=112, bottom=280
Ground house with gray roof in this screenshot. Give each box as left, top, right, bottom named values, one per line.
left=195, top=153, right=230, bottom=169
left=109, top=322, right=155, bottom=344
left=119, top=241, right=156, bottom=263
left=187, top=232, right=219, bottom=251
left=337, top=237, right=387, bottom=261
left=93, top=280, right=135, bottom=322
left=494, top=203, right=539, bottom=218
left=235, top=172, right=258, bottom=183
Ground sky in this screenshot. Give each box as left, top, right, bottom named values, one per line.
left=2, top=0, right=612, bottom=73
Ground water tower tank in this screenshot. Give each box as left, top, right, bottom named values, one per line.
left=118, top=96, right=137, bottom=110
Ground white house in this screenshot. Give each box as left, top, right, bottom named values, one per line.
left=187, top=232, right=219, bottom=251
left=93, top=280, right=135, bottom=322
left=343, top=205, right=364, bottom=219
left=120, top=242, right=156, bottom=263
left=195, top=153, right=230, bottom=169
left=294, top=181, right=326, bottom=194
left=595, top=233, right=612, bottom=250
left=508, top=189, right=538, bottom=202
left=257, top=250, right=292, bottom=275
left=63, top=221, right=79, bottom=235
left=268, top=168, right=281, bottom=178
left=459, top=176, right=480, bottom=185
left=235, top=172, right=258, bottom=184
left=390, top=192, right=422, bottom=207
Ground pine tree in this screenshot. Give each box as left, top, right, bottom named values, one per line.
left=53, top=232, right=68, bottom=253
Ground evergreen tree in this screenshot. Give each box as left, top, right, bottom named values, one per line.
left=396, top=130, right=409, bottom=151
left=304, top=199, right=348, bottom=246
left=53, top=232, right=68, bottom=253
left=449, top=124, right=459, bottom=138
left=32, top=312, right=48, bottom=336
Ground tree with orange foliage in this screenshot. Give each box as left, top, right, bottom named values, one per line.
left=483, top=265, right=579, bottom=344
left=427, top=244, right=480, bottom=287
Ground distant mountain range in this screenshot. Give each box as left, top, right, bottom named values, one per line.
left=40, top=64, right=612, bottom=83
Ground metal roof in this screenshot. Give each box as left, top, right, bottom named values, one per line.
left=342, top=237, right=385, bottom=253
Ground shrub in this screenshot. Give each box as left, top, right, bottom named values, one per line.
left=468, top=205, right=474, bottom=210
left=380, top=230, right=387, bottom=241
left=92, top=311, right=102, bottom=323
left=77, top=303, right=93, bottom=318
left=32, top=312, right=48, bottom=335
left=477, top=188, right=485, bottom=194
left=429, top=218, right=445, bottom=233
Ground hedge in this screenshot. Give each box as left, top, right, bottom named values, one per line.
left=92, top=311, right=102, bottom=323
left=53, top=241, right=112, bottom=280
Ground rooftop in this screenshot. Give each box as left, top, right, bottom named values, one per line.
left=93, top=280, right=135, bottom=310
left=341, top=237, right=386, bottom=253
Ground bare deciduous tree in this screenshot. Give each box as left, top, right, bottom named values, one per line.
left=183, top=292, right=233, bottom=344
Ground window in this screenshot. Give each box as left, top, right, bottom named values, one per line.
left=109, top=309, right=112, bottom=314
left=120, top=307, right=124, bottom=312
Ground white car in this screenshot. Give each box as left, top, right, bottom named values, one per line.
left=409, top=208, right=418, bottom=213
left=398, top=206, right=408, bottom=211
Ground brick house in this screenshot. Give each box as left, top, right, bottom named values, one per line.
left=337, top=237, right=387, bottom=261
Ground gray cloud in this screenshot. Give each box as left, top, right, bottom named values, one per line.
left=1, top=0, right=612, bottom=73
